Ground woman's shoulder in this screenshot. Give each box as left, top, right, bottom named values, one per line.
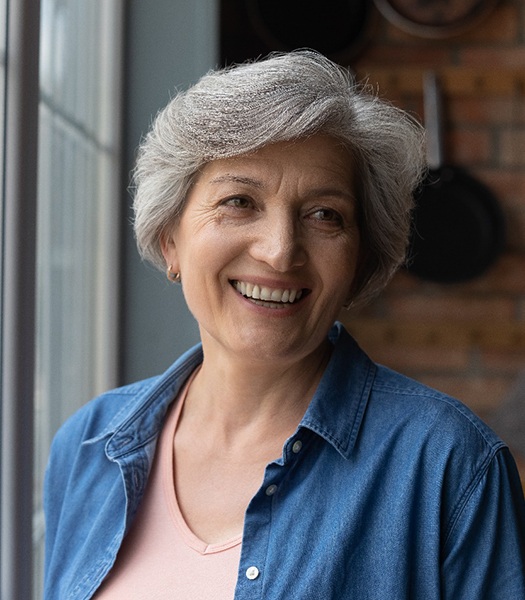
left=51, top=375, right=163, bottom=451
left=52, top=343, right=204, bottom=450
left=369, top=362, right=505, bottom=458
left=325, top=324, right=506, bottom=464
left=361, top=364, right=522, bottom=524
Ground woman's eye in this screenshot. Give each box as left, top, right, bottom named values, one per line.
left=309, top=208, right=344, bottom=226
left=223, top=196, right=251, bottom=209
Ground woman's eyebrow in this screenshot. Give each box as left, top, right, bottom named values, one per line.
left=207, top=174, right=265, bottom=188
left=207, top=176, right=353, bottom=198
left=308, top=186, right=355, bottom=200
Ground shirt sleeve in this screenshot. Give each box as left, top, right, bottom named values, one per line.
left=441, top=447, right=525, bottom=599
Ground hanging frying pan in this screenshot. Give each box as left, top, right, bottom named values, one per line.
left=373, top=0, right=498, bottom=38
left=243, top=0, right=374, bottom=62
left=407, top=72, right=505, bottom=283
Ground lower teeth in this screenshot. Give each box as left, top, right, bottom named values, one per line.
left=250, top=298, right=287, bottom=309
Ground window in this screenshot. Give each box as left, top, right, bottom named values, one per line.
left=0, top=1, right=123, bottom=598
left=33, top=0, right=123, bottom=596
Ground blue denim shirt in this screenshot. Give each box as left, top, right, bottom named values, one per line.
left=44, top=323, right=525, bottom=599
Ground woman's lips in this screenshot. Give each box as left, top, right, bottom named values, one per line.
left=230, top=279, right=309, bottom=308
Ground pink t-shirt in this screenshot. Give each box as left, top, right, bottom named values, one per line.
left=94, top=372, right=243, bottom=599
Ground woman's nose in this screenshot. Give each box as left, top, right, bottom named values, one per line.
left=249, top=213, right=307, bottom=272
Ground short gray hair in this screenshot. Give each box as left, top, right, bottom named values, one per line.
left=133, top=50, right=425, bottom=308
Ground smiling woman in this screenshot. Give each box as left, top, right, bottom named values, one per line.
left=43, top=51, right=525, bottom=600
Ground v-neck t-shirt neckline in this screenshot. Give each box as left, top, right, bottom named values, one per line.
left=165, top=368, right=243, bottom=554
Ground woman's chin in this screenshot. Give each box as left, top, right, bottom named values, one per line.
left=202, top=317, right=329, bottom=367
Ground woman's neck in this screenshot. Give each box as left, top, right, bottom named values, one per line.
left=181, top=337, right=332, bottom=447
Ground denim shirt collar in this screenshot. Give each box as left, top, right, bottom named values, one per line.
left=85, top=345, right=204, bottom=459
left=89, top=322, right=375, bottom=462
left=300, top=322, right=376, bottom=459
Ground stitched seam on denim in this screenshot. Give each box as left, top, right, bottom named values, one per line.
left=443, top=444, right=505, bottom=552
left=373, top=383, right=502, bottom=450
left=70, top=530, right=123, bottom=599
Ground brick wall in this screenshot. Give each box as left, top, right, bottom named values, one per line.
left=340, top=0, right=525, bottom=475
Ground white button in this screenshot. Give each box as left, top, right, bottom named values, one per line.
left=265, top=484, right=278, bottom=496
left=292, top=440, right=303, bottom=453
left=246, top=566, right=260, bottom=580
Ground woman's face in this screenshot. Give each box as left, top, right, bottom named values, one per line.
left=162, top=135, right=361, bottom=366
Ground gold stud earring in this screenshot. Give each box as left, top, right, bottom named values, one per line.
left=167, top=265, right=181, bottom=283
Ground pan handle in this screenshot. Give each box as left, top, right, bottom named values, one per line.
left=424, top=71, right=444, bottom=170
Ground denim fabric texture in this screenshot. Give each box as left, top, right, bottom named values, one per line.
left=44, top=322, right=525, bottom=599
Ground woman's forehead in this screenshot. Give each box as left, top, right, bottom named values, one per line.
left=196, top=136, right=355, bottom=188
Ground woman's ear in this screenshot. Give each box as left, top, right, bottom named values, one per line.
left=160, top=228, right=180, bottom=273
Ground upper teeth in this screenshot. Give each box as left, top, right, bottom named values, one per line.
left=234, top=281, right=303, bottom=303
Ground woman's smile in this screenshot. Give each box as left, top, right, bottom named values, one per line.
left=230, top=279, right=309, bottom=309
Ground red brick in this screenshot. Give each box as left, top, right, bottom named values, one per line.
left=350, top=338, right=470, bottom=373
left=461, top=253, right=525, bottom=294
left=473, top=169, right=525, bottom=208
left=383, top=295, right=517, bottom=322
left=383, top=25, right=449, bottom=45
left=385, top=270, right=432, bottom=293
left=417, top=374, right=512, bottom=413
left=504, top=207, right=525, bottom=252
left=446, top=128, right=493, bottom=165
left=481, top=348, right=525, bottom=372
left=499, top=129, right=525, bottom=168
left=514, top=455, right=525, bottom=487
left=353, top=44, right=451, bottom=68
left=451, top=96, right=525, bottom=127
left=454, top=3, right=520, bottom=44
left=459, top=47, right=525, bottom=68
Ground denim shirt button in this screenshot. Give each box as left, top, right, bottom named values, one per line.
left=292, top=440, right=303, bottom=453
left=265, top=484, right=278, bottom=496
left=246, top=566, right=260, bottom=580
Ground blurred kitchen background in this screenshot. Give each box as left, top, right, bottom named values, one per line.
left=1, top=1, right=524, bottom=598
left=223, top=0, right=525, bottom=480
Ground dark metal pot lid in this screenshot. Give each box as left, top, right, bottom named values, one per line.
left=373, top=0, right=498, bottom=38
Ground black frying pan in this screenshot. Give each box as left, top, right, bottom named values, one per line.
left=407, top=72, right=505, bottom=283
left=244, top=0, right=373, bottom=62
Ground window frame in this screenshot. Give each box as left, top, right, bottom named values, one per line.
left=0, top=1, right=41, bottom=598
